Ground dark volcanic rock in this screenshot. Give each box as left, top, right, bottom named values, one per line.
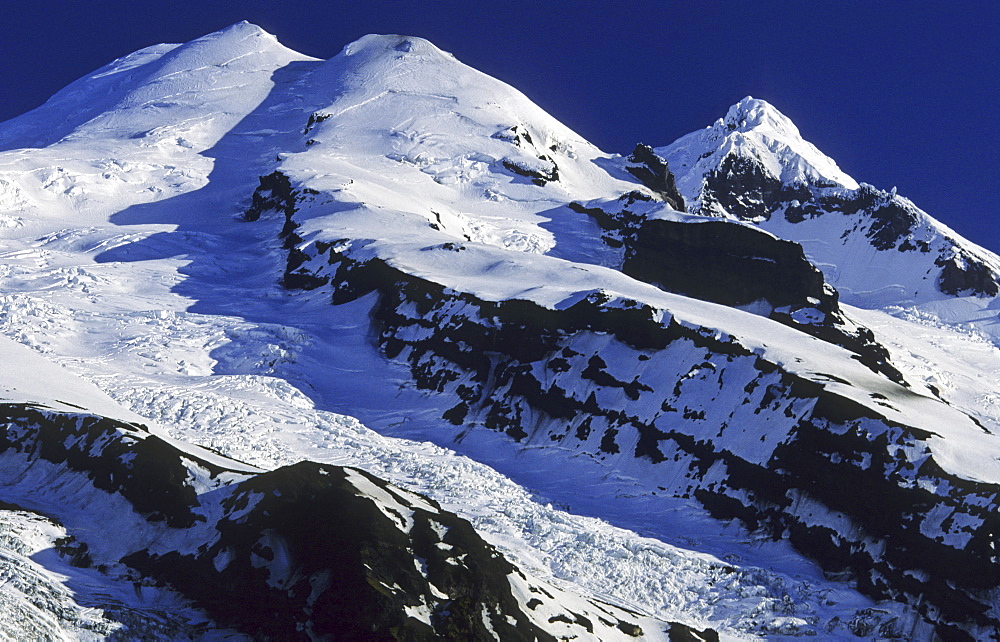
left=493, top=124, right=561, bottom=186
left=244, top=171, right=329, bottom=290
left=937, top=252, right=1000, bottom=296
left=0, top=404, right=210, bottom=528
left=626, top=144, right=686, bottom=211
left=501, top=156, right=559, bottom=186
left=124, top=462, right=563, bottom=641
left=622, top=217, right=827, bottom=309
left=694, top=153, right=1000, bottom=298
left=570, top=196, right=903, bottom=384
left=243, top=170, right=296, bottom=224
left=701, top=154, right=782, bottom=222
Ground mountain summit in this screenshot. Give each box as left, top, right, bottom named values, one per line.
left=659, top=96, right=1000, bottom=309
left=0, top=24, right=999, bottom=639
left=664, top=96, right=860, bottom=200
left=0, top=21, right=309, bottom=152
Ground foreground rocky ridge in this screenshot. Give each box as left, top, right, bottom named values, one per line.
left=0, top=397, right=703, bottom=640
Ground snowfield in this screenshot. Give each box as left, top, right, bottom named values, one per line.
left=0, top=21, right=998, bottom=639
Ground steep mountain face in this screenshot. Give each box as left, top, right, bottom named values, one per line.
left=1, top=22, right=1000, bottom=640
left=566, top=191, right=900, bottom=383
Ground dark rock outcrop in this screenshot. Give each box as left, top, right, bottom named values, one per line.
left=0, top=404, right=211, bottom=528
left=937, top=252, right=1000, bottom=296
left=701, top=154, right=783, bottom=222
left=695, top=155, right=1000, bottom=298
left=124, top=462, right=564, bottom=641
left=626, top=144, right=686, bottom=211
left=495, top=124, right=561, bottom=186
left=623, top=217, right=827, bottom=309
left=244, top=171, right=329, bottom=290
left=569, top=195, right=902, bottom=384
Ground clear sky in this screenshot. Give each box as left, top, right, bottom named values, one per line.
left=1, top=1, right=997, bottom=250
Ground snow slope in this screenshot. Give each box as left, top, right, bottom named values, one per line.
left=1, top=22, right=998, bottom=639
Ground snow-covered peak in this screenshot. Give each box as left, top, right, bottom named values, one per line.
left=722, top=96, right=801, bottom=136
left=207, top=19, right=273, bottom=40
left=341, top=33, right=453, bottom=61
left=305, top=32, right=590, bottom=149
left=277, top=32, right=640, bottom=259
left=654, top=96, right=1000, bottom=314
left=0, top=21, right=313, bottom=150
left=138, top=20, right=293, bottom=75
left=659, top=96, right=859, bottom=211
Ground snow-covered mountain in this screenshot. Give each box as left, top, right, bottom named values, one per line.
left=1, top=22, right=999, bottom=639
left=659, top=96, right=1000, bottom=309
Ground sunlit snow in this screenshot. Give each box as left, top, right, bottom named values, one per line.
left=0, top=22, right=996, bottom=639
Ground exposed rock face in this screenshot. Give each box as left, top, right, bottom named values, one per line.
left=717, top=169, right=1000, bottom=298
left=626, top=144, right=686, bottom=211
left=567, top=193, right=901, bottom=384
left=937, top=250, right=1000, bottom=296
left=125, top=462, right=566, bottom=641
left=574, top=192, right=792, bottom=309
left=244, top=171, right=329, bottom=291
left=624, top=216, right=826, bottom=309
left=491, top=123, right=562, bottom=186
left=701, top=154, right=786, bottom=222
left=0, top=404, right=211, bottom=529
left=0, top=403, right=709, bottom=640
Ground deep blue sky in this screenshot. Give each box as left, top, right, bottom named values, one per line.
left=2, top=1, right=997, bottom=251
